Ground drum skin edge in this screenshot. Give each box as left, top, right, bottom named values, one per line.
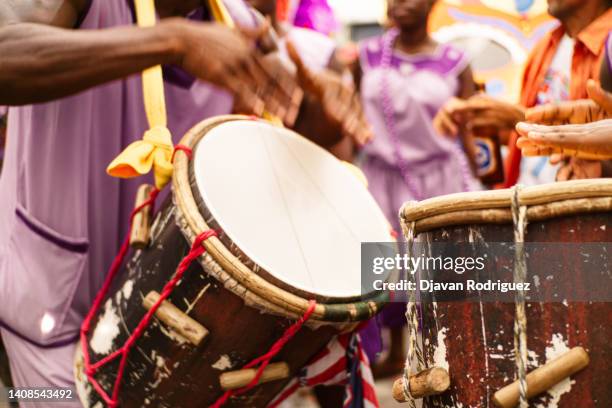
left=172, top=115, right=388, bottom=323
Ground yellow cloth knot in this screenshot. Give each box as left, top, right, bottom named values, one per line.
left=106, top=126, right=174, bottom=189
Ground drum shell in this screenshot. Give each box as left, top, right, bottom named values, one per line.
left=418, top=212, right=611, bottom=408
left=77, top=197, right=344, bottom=408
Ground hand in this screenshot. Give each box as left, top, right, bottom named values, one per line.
left=173, top=20, right=289, bottom=119
left=525, top=80, right=612, bottom=125
left=287, top=41, right=373, bottom=146
left=516, top=119, right=612, bottom=160
left=433, top=97, right=467, bottom=137
left=434, top=95, right=525, bottom=139
left=552, top=155, right=603, bottom=181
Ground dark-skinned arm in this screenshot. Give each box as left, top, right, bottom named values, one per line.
left=0, top=0, right=280, bottom=115
left=0, top=22, right=184, bottom=105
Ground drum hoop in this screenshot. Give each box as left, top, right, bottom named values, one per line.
left=401, top=180, right=612, bottom=234
left=173, top=115, right=387, bottom=323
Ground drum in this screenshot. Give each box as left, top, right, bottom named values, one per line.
left=74, top=116, right=391, bottom=407
left=399, top=180, right=612, bottom=407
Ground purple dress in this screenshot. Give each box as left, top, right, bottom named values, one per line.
left=358, top=30, right=478, bottom=363
left=0, top=0, right=255, bottom=404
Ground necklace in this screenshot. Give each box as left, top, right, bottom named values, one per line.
left=379, top=30, right=472, bottom=199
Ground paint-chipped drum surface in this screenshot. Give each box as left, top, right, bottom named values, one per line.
left=75, top=116, right=390, bottom=407
left=401, top=180, right=612, bottom=407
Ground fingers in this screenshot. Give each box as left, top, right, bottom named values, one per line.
left=586, top=79, right=612, bottom=116
left=556, top=161, right=573, bottom=181
left=549, top=153, right=565, bottom=165
left=255, top=53, right=303, bottom=125
left=237, top=18, right=271, bottom=42
left=525, top=103, right=564, bottom=125
left=286, top=40, right=319, bottom=96
left=433, top=109, right=459, bottom=137
left=525, top=99, right=600, bottom=125
left=347, top=94, right=373, bottom=145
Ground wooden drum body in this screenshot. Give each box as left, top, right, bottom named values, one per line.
left=75, top=116, right=391, bottom=407
left=400, top=180, right=612, bottom=407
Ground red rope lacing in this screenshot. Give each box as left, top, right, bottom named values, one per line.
left=81, top=143, right=202, bottom=407
left=210, top=300, right=317, bottom=408
left=80, top=143, right=315, bottom=407
left=171, top=144, right=193, bottom=162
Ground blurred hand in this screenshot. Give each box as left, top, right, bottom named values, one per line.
left=433, top=97, right=467, bottom=137
left=434, top=95, right=525, bottom=142
left=525, top=80, right=612, bottom=125
left=516, top=119, right=612, bottom=160
left=287, top=41, right=373, bottom=146
left=174, top=20, right=293, bottom=119
left=552, top=155, right=603, bottom=181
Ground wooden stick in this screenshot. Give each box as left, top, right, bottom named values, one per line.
left=493, top=347, right=589, bottom=408
left=219, top=362, right=290, bottom=390
left=392, top=367, right=450, bottom=402
left=130, top=184, right=154, bottom=249
left=143, top=291, right=208, bottom=346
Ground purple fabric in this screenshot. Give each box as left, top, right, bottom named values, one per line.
left=292, top=0, right=339, bottom=36
left=357, top=32, right=477, bottom=363
left=0, top=0, right=254, bottom=398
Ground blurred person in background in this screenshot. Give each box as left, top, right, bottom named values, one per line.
left=351, top=0, right=479, bottom=377
left=515, top=33, right=612, bottom=174
left=247, top=0, right=355, bottom=161
left=435, top=0, right=612, bottom=185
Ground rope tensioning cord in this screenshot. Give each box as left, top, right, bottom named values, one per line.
left=511, top=185, right=529, bottom=407
left=82, top=143, right=318, bottom=407
left=401, top=221, right=426, bottom=408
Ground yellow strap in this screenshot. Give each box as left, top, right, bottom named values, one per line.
left=106, top=0, right=174, bottom=189
left=207, top=0, right=236, bottom=28
left=107, top=0, right=283, bottom=189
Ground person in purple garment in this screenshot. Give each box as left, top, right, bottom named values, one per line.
left=351, top=0, right=479, bottom=377
left=0, top=0, right=371, bottom=404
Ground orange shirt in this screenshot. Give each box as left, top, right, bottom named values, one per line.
left=504, top=8, right=612, bottom=187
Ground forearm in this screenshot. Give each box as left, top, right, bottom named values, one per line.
left=293, top=94, right=343, bottom=148
left=0, top=21, right=184, bottom=105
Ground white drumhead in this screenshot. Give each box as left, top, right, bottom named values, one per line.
left=193, top=120, right=390, bottom=298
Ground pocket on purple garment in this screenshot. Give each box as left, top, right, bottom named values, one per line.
left=2, top=204, right=88, bottom=345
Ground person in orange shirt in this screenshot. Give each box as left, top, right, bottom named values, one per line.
left=434, top=0, right=612, bottom=186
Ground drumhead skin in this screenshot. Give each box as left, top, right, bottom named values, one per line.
left=193, top=120, right=391, bottom=299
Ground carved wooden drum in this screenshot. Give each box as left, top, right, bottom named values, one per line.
left=74, top=116, right=391, bottom=407
left=399, top=180, right=612, bottom=407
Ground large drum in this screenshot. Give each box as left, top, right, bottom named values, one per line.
left=400, top=180, right=612, bottom=407
left=75, top=116, right=391, bottom=407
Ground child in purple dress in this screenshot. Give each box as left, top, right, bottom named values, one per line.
left=354, top=0, right=479, bottom=377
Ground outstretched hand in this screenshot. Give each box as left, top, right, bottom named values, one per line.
left=524, top=80, right=612, bottom=125
left=516, top=119, right=612, bottom=160
left=287, top=41, right=373, bottom=146
left=433, top=95, right=524, bottom=143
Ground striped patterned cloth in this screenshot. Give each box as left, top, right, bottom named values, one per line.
left=269, top=332, right=379, bottom=408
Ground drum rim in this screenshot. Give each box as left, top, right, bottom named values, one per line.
left=173, top=115, right=388, bottom=323
left=401, top=179, right=612, bottom=234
